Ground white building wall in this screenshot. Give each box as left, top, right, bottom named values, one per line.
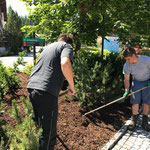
left=0, top=8, right=3, bottom=32
left=0, top=12, right=6, bottom=52
left=1, top=12, right=6, bottom=27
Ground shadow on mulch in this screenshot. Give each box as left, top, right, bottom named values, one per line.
left=80, top=101, right=132, bottom=130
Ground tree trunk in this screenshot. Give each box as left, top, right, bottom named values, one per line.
left=101, top=37, right=104, bottom=58
left=74, top=37, right=81, bottom=54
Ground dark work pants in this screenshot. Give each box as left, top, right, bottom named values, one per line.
left=28, top=89, right=58, bottom=150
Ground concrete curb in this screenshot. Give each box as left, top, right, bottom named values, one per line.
left=100, top=120, right=131, bottom=150
left=101, top=107, right=143, bottom=150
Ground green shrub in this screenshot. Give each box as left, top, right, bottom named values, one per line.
left=5, top=67, right=20, bottom=92
left=0, top=101, right=7, bottom=150
left=73, top=49, right=125, bottom=106
left=80, top=46, right=110, bottom=56
left=22, top=64, right=34, bottom=75
left=73, top=56, right=92, bottom=105
left=0, top=137, right=5, bottom=150
left=0, top=62, right=20, bottom=101
left=4, top=97, right=41, bottom=150
left=139, top=50, right=150, bottom=56
left=13, top=50, right=27, bottom=73
left=0, top=51, right=14, bottom=57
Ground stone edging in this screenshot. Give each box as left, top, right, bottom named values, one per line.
left=100, top=107, right=143, bottom=150
left=100, top=120, right=131, bottom=150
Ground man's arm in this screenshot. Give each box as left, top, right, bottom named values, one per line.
left=124, top=74, right=130, bottom=92
left=61, top=57, right=75, bottom=95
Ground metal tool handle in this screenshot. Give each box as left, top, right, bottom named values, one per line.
left=84, top=86, right=147, bottom=116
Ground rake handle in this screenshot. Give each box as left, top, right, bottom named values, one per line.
left=59, top=90, right=68, bottom=97
left=84, top=86, right=147, bottom=116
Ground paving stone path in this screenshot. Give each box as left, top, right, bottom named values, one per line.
left=101, top=111, right=150, bottom=150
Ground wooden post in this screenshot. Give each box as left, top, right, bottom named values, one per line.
left=33, top=32, right=36, bottom=65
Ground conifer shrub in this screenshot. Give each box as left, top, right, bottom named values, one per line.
left=22, top=64, right=34, bottom=75
left=0, top=101, right=7, bottom=150
left=139, top=49, right=150, bottom=56
left=73, top=49, right=125, bottom=106
left=0, top=62, right=20, bottom=101
left=3, top=97, right=41, bottom=150
left=13, top=50, right=27, bottom=73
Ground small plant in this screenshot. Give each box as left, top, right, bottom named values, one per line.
left=22, top=64, right=34, bottom=75
left=0, top=62, right=20, bottom=101
left=0, top=137, right=6, bottom=150
left=4, top=67, right=20, bottom=92
left=0, top=103, right=8, bottom=150
left=13, top=50, right=27, bottom=73
left=5, top=97, right=41, bottom=150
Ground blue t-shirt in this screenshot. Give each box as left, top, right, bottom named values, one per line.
left=27, top=41, right=73, bottom=97
left=123, top=55, right=150, bottom=81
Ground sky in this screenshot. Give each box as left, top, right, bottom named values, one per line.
left=6, top=0, right=30, bottom=16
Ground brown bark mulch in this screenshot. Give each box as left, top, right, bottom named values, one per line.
left=0, top=73, right=132, bottom=150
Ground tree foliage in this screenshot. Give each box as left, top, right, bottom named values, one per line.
left=3, top=6, right=24, bottom=54
left=112, top=0, right=150, bottom=47
left=22, top=0, right=150, bottom=49
left=20, top=16, right=34, bottom=26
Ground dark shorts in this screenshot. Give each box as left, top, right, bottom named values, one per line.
left=130, top=80, right=150, bottom=104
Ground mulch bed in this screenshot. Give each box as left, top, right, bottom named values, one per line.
left=0, top=73, right=132, bottom=150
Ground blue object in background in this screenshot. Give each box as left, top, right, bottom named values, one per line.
left=104, top=37, right=119, bottom=53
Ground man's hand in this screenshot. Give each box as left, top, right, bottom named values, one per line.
left=117, top=91, right=129, bottom=103
left=123, top=91, right=129, bottom=100
left=148, top=82, right=150, bottom=88
left=68, top=85, right=76, bottom=96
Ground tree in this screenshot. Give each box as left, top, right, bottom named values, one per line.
left=112, top=0, right=150, bottom=47
left=3, top=6, right=23, bottom=54
left=20, top=16, right=34, bottom=26
left=22, top=0, right=150, bottom=51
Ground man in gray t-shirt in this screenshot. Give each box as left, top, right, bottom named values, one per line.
left=27, top=34, right=75, bottom=150
left=123, top=47, right=150, bottom=131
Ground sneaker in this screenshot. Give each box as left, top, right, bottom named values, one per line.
left=142, top=115, right=150, bottom=131
left=128, top=115, right=138, bottom=131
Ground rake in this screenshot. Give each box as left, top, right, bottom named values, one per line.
left=84, top=86, right=147, bottom=116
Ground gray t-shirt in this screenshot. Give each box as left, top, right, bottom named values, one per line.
left=123, top=55, right=150, bottom=81
left=27, top=41, right=73, bottom=97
